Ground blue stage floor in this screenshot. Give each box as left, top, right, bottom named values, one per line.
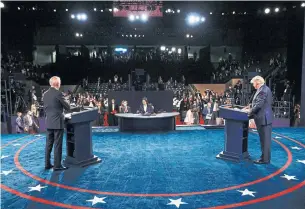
left=1, top=127, right=305, bottom=209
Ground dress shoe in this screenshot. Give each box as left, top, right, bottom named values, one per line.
left=253, top=159, right=270, bottom=164
left=45, top=164, right=54, bottom=170
left=53, top=166, right=68, bottom=171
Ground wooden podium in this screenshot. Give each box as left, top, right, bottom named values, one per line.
left=216, top=105, right=250, bottom=162
left=64, top=107, right=101, bottom=167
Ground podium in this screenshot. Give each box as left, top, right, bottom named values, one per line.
left=64, top=107, right=101, bottom=167
left=216, top=105, right=250, bottom=162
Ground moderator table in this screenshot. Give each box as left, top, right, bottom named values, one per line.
left=115, top=112, right=179, bottom=132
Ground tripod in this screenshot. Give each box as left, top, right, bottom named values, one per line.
left=14, top=95, right=28, bottom=114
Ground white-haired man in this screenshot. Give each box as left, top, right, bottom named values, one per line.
left=244, top=76, right=273, bottom=164
left=43, top=76, right=70, bottom=171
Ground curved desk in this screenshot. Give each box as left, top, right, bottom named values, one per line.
left=115, top=112, right=179, bottom=132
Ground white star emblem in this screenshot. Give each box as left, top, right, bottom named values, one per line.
left=297, top=159, right=305, bottom=165
left=291, top=146, right=302, bottom=150
left=86, top=196, right=106, bottom=206
left=167, top=198, right=188, bottom=208
left=237, top=189, right=256, bottom=197
left=12, top=143, right=21, bottom=146
left=0, top=169, right=14, bottom=176
left=274, top=136, right=281, bottom=139
left=28, top=184, right=47, bottom=192
left=281, top=174, right=298, bottom=181
left=1, top=155, right=9, bottom=160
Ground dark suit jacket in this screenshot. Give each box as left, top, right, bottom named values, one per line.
left=202, top=106, right=213, bottom=117
left=138, top=104, right=154, bottom=114
left=43, top=87, right=70, bottom=129
left=108, top=103, right=119, bottom=113
left=250, top=84, right=273, bottom=126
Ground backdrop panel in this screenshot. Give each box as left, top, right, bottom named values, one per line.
left=108, top=91, right=173, bottom=113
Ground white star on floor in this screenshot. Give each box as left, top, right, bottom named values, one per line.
left=28, top=184, right=47, bottom=192
left=0, top=169, right=14, bottom=176
left=291, top=146, right=302, bottom=150
left=86, top=196, right=106, bottom=206
left=281, top=174, right=298, bottom=181
left=167, top=198, right=188, bottom=208
left=274, top=136, right=281, bottom=139
left=237, top=189, right=256, bottom=197
left=1, top=155, right=9, bottom=160
left=12, top=143, right=21, bottom=146
left=297, top=159, right=305, bottom=165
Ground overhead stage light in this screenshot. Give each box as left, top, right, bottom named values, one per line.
left=264, top=8, right=270, bottom=14
left=129, top=15, right=135, bottom=21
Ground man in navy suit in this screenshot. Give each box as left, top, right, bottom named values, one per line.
left=244, top=76, right=273, bottom=164
left=43, top=76, right=70, bottom=171
left=138, top=97, right=154, bottom=114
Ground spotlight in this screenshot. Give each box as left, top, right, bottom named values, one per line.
left=66, top=9, right=68, bottom=12
left=129, top=15, right=135, bottom=21
left=141, top=14, right=148, bottom=21
left=191, top=35, right=193, bottom=38
left=172, top=47, right=176, bottom=52
left=201, top=17, right=205, bottom=22
left=160, top=46, right=166, bottom=51
left=195, top=16, right=200, bottom=22
left=142, top=35, right=144, bottom=37
left=32, top=7, right=35, bottom=10
left=80, top=34, right=83, bottom=37
left=18, top=7, right=20, bottom=10
left=75, top=33, right=80, bottom=37
left=136, top=15, right=139, bottom=19
left=101, top=9, right=104, bottom=12
left=264, top=8, right=270, bottom=14
left=125, top=35, right=128, bottom=37
left=81, top=14, right=87, bottom=20
left=188, top=15, right=196, bottom=24
left=71, top=14, right=75, bottom=19
left=130, top=34, right=132, bottom=37
left=302, top=3, right=305, bottom=7
left=274, top=8, right=280, bottom=12
left=232, top=11, right=235, bottom=14
left=53, top=9, right=56, bottom=12
left=178, top=48, right=182, bottom=54
left=244, top=12, right=247, bottom=14
left=135, top=34, right=137, bottom=37
left=177, top=9, right=180, bottom=13
left=109, top=8, right=112, bottom=12
left=114, top=8, right=119, bottom=12
left=222, top=13, right=224, bottom=15
left=186, top=34, right=190, bottom=38
left=122, top=34, right=124, bottom=37
left=0, top=2, right=4, bottom=8
left=94, top=8, right=97, bottom=11
left=210, top=12, right=213, bottom=15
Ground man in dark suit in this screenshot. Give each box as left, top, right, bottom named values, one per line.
left=108, top=99, right=119, bottom=126
left=138, top=97, right=154, bottom=114
left=244, top=76, right=273, bottom=164
left=43, top=76, right=70, bottom=171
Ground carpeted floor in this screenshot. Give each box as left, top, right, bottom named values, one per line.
left=1, top=127, right=305, bottom=209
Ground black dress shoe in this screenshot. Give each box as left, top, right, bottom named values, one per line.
left=45, top=165, right=54, bottom=170
left=253, top=159, right=270, bottom=164
left=53, top=166, right=68, bottom=171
